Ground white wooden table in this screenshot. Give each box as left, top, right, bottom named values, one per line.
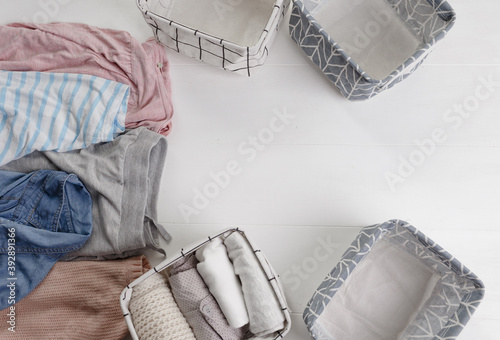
left=2, top=1, right=498, bottom=339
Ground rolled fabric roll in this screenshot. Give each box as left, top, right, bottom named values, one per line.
left=196, top=238, right=249, bottom=328
left=170, top=254, right=246, bottom=340
left=129, top=274, right=196, bottom=340
left=224, top=232, right=285, bottom=337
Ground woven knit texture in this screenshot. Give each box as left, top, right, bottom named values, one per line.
left=0, top=255, right=150, bottom=340
left=130, top=273, right=196, bottom=340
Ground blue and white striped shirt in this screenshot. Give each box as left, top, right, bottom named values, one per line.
left=0, top=71, right=130, bottom=166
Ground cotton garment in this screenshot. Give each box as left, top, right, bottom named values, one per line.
left=0, top=170, right=92, bottom=311
left=224, top=232, right=285, bottom=337
left=130, top=273, right=197, bottom=340
left=196, top=238, right=249, bottom=328
left=0, top=255, right=149, bottom=339
left=0, top=128, right=169, bottom=260
left=0, top=22, right=173, bottom=136
left=0, top=71, right=129, bottom=166
left=169, top=254, right=247, bottom=340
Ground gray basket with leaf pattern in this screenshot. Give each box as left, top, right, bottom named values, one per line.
left=304, top=220, right=484, bottom=340
left=289, top=0, right=456, bottom=100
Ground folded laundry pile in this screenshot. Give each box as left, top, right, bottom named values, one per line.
left=126, top=229, right=290, bottom=340
left=0, top=22, right=173, bottom=136
left=1, top=127, right=169, bottom=260
left=0, top=20, right=174, bottom=340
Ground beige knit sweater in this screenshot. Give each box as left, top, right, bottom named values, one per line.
left=129, top=273, right=196, bottom=340
left=0, top=255, right=150, bottom=340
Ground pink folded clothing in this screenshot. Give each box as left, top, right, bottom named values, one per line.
left=0, top=255, right=150, bottom=340
left=0, top=22, right=173, bottom=136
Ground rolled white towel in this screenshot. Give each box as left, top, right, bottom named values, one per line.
left=196, top=237, right=249, bottom=328
left=224, top=232, right=285, bottom=337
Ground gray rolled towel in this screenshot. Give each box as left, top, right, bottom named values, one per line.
left=224, top=232, right=285, bottom=337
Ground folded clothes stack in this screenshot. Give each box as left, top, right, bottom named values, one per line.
left=0, top=22, right=173, bottom=135
left=0, top=21, right=173, bottom=340
left=1, top=127, right=170, bottom=260
left=128, top=231, right=287, bottom=340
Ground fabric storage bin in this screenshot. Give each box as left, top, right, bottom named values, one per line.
left=304, top=220, right=485, bottom=340
left=137, top=0, right=290, bottom=76
left=120, top=228, right=291, bottom=339
left=289, top=0, right=456, bottom=100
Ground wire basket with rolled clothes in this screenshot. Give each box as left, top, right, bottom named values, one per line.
left=120, top=228, right=291, bottom=340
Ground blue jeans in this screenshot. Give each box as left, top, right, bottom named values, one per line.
left=0, top=170, right=92, bottom=311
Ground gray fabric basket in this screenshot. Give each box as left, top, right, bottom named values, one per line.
left=303, top=220, right=485, bottom=340
left=289, top=0, right=456, bottom=100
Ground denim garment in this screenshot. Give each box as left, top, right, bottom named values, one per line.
left=1, top=127, right=169, bottom=260
left=0, top=170, right=92, bottom=311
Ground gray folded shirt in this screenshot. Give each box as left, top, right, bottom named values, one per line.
left=0, top=127, right=170, bottom=260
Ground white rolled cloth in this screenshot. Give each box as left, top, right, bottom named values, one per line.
left=224, top=232, right=285, bottom=337
left=195, top=237, right=249, bottom=328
